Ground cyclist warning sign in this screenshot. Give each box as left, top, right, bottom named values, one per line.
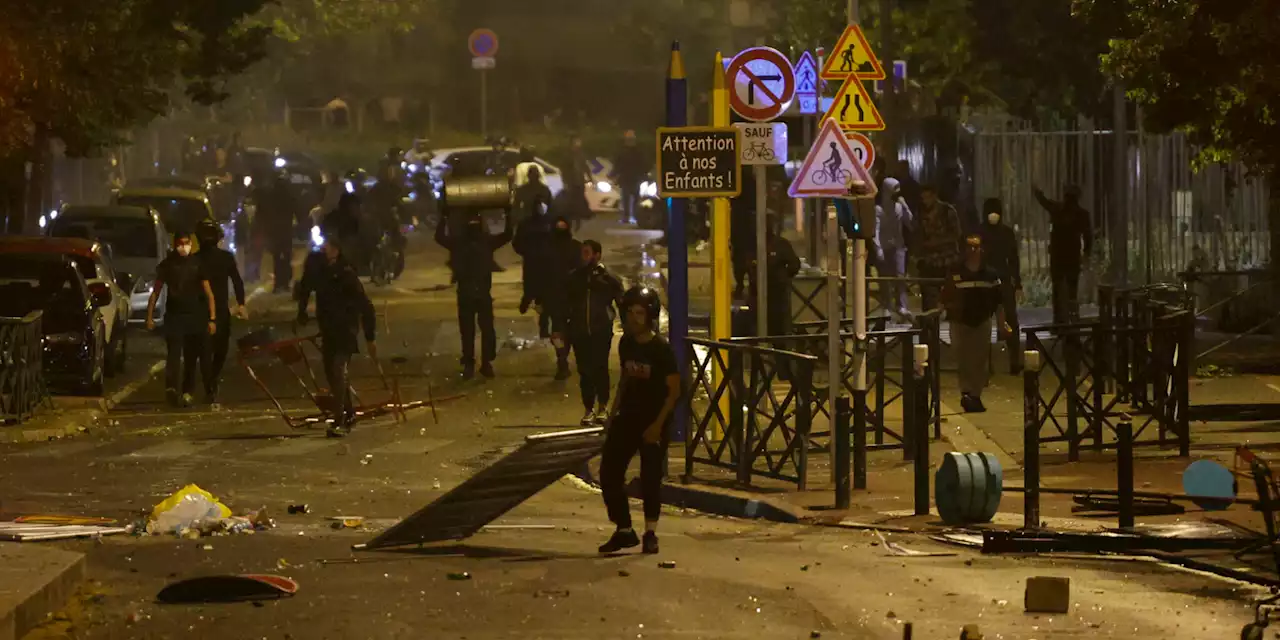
left=656, top=126, right=742, bottom=198
left=788, top=118, right=877, bottom=200
left=733, top=122, right=787, bottom=166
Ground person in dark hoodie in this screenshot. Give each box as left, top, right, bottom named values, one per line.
left=979, top=197, right=1022, bottom=373
left=564, top=239, right=624, bottom=425
left=195, top=220, right=246, bottom=405
left=877, top=177, right=914, bottom=319
left=1033, top=184, right=1092, bottom=323
left=296, top=236, right=376, bottom=437
left=435, top=210, right=513, bottom=380
left=544, top=217, right=584, bottom=379
left=512, top=169, right=555, bottom=336
left=613, top=130, right=646, bottom=225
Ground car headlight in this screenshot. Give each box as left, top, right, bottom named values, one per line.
left=45, top=332, right=85, bottom=345
left=274, top=157, right=286, bottom=168
left=311, top=225, right=325, bottom=248
left=243, top=176, right=253, bottom=188
left=640, top=181, right=658, bottom=198
left=344, top=181, right=355, bottom=194
left=596, top=181, right=613, bottom=193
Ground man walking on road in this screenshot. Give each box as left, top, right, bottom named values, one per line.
left=147, top=234, right=217, bottom=408
left=877, top=177, right=914, bottom=319
left=942, top=235, right=1009, bottom=413
left=195, top=221, right=247, bottom=405
left=435, top=211, right=513, bottom=380
left=598, top=286, right=680, bottom=556
left=1033, top=184, right=1092, bottom=323
left=564, top=239, right=623, bottom=426
left=513, top=172, right=555, bottom=337
left=545, top=217, right=584, bottom=380
left=296, top=238, right=376, bottom=437
left=564, top=137, right=593, bottom=231
left=912, top=185, right=963, bottom=312
left=613, top=130, right=646, bottom=225
left=979, top=198, right=1023, bottom=373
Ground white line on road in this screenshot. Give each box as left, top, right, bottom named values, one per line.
left=1267, top=383, right=1280, bottom=395
left=124, top=440, right=221, bottom=459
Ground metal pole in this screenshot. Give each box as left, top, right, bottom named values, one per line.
left=913, top=344, right=929, bottom=515
left=1111, top=82, right=1128, bottom=288
left=826, top=203, right=840, bottom=480
left=804, top=117, right=817, bottom=264
left=666, top=42, right=690, bottom=444
left=835, top=395, right=851, bottom=509
left=1023, top=350, right=1042, bottom=530
left=711, top=52, right=732, bottom=440
left=755, top=165, right=768, bottom=337
left=480, top=69, right=488, bottom=139
left=1117, top=419, right=1135, bottom=529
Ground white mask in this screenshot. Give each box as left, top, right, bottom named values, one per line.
left=987, top=213, right=1001, bottom=225
left=176, top=245, right=192, bottom=257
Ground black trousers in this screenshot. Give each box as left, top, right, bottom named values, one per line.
left=600, top=426, right=664, bottom=529
left=919, top=263, right=948, bottom=312
left=458, top=294, right=496, bottom=365
left=1000, top=282, right=1022, bottom=373
left=572, top=330, right=612, bottom=411
left=205, top=316, right=232, bottom=394
left=165, top=331, right=209, bottom=395
left=272, top=243, right=292, bottom=292
left=1050, top=259, right=1081, bottom=324
left=322, top=345, right=353, bottom=425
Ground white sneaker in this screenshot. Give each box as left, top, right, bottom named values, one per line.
left=580, top=410, right=595, bottom=427
left=592, top=409, right=609, bottom=426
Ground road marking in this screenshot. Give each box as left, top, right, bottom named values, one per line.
left=247, top=437, right=343, bottom=457
left=8, top=441, right=102, bottom=457
left=1267, top=383, right=1280, bottom=395
left=364, top=438, right=454, bottom=456
left=124, top=440, right=220, bottom=459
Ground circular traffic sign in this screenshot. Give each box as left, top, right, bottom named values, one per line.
left=468, top=28, right=499, bottom=58
left=845, top=132, right=875, bottom=170
left=726, top=47, right=795, bottom=122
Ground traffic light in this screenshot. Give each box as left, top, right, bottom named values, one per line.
left=833, top=197, right=876, bottom=240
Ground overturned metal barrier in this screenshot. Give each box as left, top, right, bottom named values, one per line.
left=0, top=312, right=49, bottom=423
left=359, top=427, right=603, bottom=550
left=684, top=338, right=816, bottom=489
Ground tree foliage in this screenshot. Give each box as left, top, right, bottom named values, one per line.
left=1079, top=0, right=1280, bottom=174
left=0, top=0, right=272, bottom=156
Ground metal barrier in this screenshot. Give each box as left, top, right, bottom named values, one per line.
left=1025, top=294, right=1192, bottom=460
left=684, top=337, right=817, bottom=489
left=790, top=275, right=844, bottom=324
left=0, top=312, right=49, bottom=423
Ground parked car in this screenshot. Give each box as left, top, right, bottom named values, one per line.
left=0, top=253, right=108, bottom=395
left=45, top=204, right=169, bottom=328
left=0, top=236, right=131, bottom=375
left=113, top=186, right=217, bottom=240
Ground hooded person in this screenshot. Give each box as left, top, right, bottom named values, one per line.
left=1033, top=184, right=1092, bottom=323
left=979, top=197, right=1022, bottom=373
left=877, top=177, right=914, bottom=318
left=545, top=217, right=584, bottom=379
left=512, top=168, right=556, bottom=334
left=147, top=233, right=218, bottom=407
left=435, top=209, right=513, bottom=379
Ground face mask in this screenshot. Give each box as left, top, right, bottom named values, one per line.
left=987, top=213, right=1000, bottom=225
left=176, top=245, right=192, bottom=257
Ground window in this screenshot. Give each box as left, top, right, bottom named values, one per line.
left=116, top=197, right=209, bottom=236
left=50, top=217, right=160, bottom=259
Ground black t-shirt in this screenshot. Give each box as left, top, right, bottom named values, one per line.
left=156, top=253, right=208, bottom=331
left=616, top=334, right=679, bottom=432
left=949, top=263, right=1002, bottom=327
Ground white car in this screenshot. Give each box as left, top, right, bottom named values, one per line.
left=425, top=147, right=618, bottom=213
left=48, top=205, right=170, bottom=328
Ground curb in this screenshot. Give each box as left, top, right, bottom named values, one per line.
left=0, top=544, right=86, bottom=640
left=937, top=400, right=1021, bottom=473
left=0, top=360, right=165, bottom=444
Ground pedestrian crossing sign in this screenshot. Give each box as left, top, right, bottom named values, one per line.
left=822, top=77, right=885, bottom=131
left=819, top=24, right=885, bottom=81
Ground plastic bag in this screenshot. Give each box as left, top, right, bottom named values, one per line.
left=148, top=484, right=232, bottom=535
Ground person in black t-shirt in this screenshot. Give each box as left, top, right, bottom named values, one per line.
left=147, top=234, right=217, bottom=407
left=941, top=234, right=1010, bottom=413
left=597, top=286, right=680, bottom=556
left=196, top=221, right=247, bottom=405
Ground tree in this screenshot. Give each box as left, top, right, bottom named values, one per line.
left=1077, top=0, right=1280, bottom=283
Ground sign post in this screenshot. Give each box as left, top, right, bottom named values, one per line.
left=468, top=29, right=499, bottom=138
left=665, top=42, right=689, bottom=445
left=735, top=122, right=787, bottom=340
left=655, top=127, right=742, bottom=198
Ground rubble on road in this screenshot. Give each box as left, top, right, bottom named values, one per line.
left=144, top=483, right=274, bottom=538
left=0, top=521, right=129, bottom=542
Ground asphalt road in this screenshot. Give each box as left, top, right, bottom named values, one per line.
left=2, top=222, right=1262, bottom=638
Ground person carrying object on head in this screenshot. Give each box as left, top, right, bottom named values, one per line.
left=147, top=233, right=217, bottom=408
left=195, top=220, right=247, bottom=405
left=597, top=286, right=680, bottom=556
left=563, top=239, right=624, bottom=426
left=941, top=234, right=1010, bottom=413
left=544, top=217, right=585, bottom=380
left=979, top=197, right=1023, bottom=373
left=296, top=236, right=376, bottom=437
left=435, top=209, right=513, bottom=380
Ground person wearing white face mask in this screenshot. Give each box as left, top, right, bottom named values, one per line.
left=979, top=198, right=1022, bottom=373
left=147, top=234, right=217, bottom=407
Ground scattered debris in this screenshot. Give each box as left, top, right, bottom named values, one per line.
left=0, top=521, right=129, bottom=542
left=156, top=574, right=298, bottom=604
left=1024, top=576, right=1070, bottom=614
left=447, top=572, right=472, bottom=581
left=15, top=515, right=116, bottom=526
left=800, top=564, right=810, bottom=571
left=809, top=632, right=821, bottom=639
left=959, top=624, right=983, bottom=640
left=329, top=516, right=365, bottom=530
left=534, top=589, right=570, bottom=599
left=876, top=532, right=957, bottom=557
left=287, top=505, right=309, bottom=515
left=618, top=569, right=631, bottom=577
left=658, top=561, right=676, bottom=569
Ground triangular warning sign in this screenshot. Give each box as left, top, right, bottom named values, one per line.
left=822, top=77, right=885, bottom=131
left=819, top=25, right=885, bottom=81
left=788, top=118, right=878, bottom=200
left=795, top=51, right=818, bottom=95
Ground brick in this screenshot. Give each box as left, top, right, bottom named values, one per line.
left=1024, top=576, right=1070, bottom=613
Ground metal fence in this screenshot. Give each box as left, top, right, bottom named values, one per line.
left=0, top=312, right=50, bottom=423
left=968, top=116, right=1270, bottom=300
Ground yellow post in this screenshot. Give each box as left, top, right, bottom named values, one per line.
left=711, top=51, right=731, bottom=439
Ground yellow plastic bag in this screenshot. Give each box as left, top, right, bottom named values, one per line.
left=149, top=484, right=232, bottom=534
